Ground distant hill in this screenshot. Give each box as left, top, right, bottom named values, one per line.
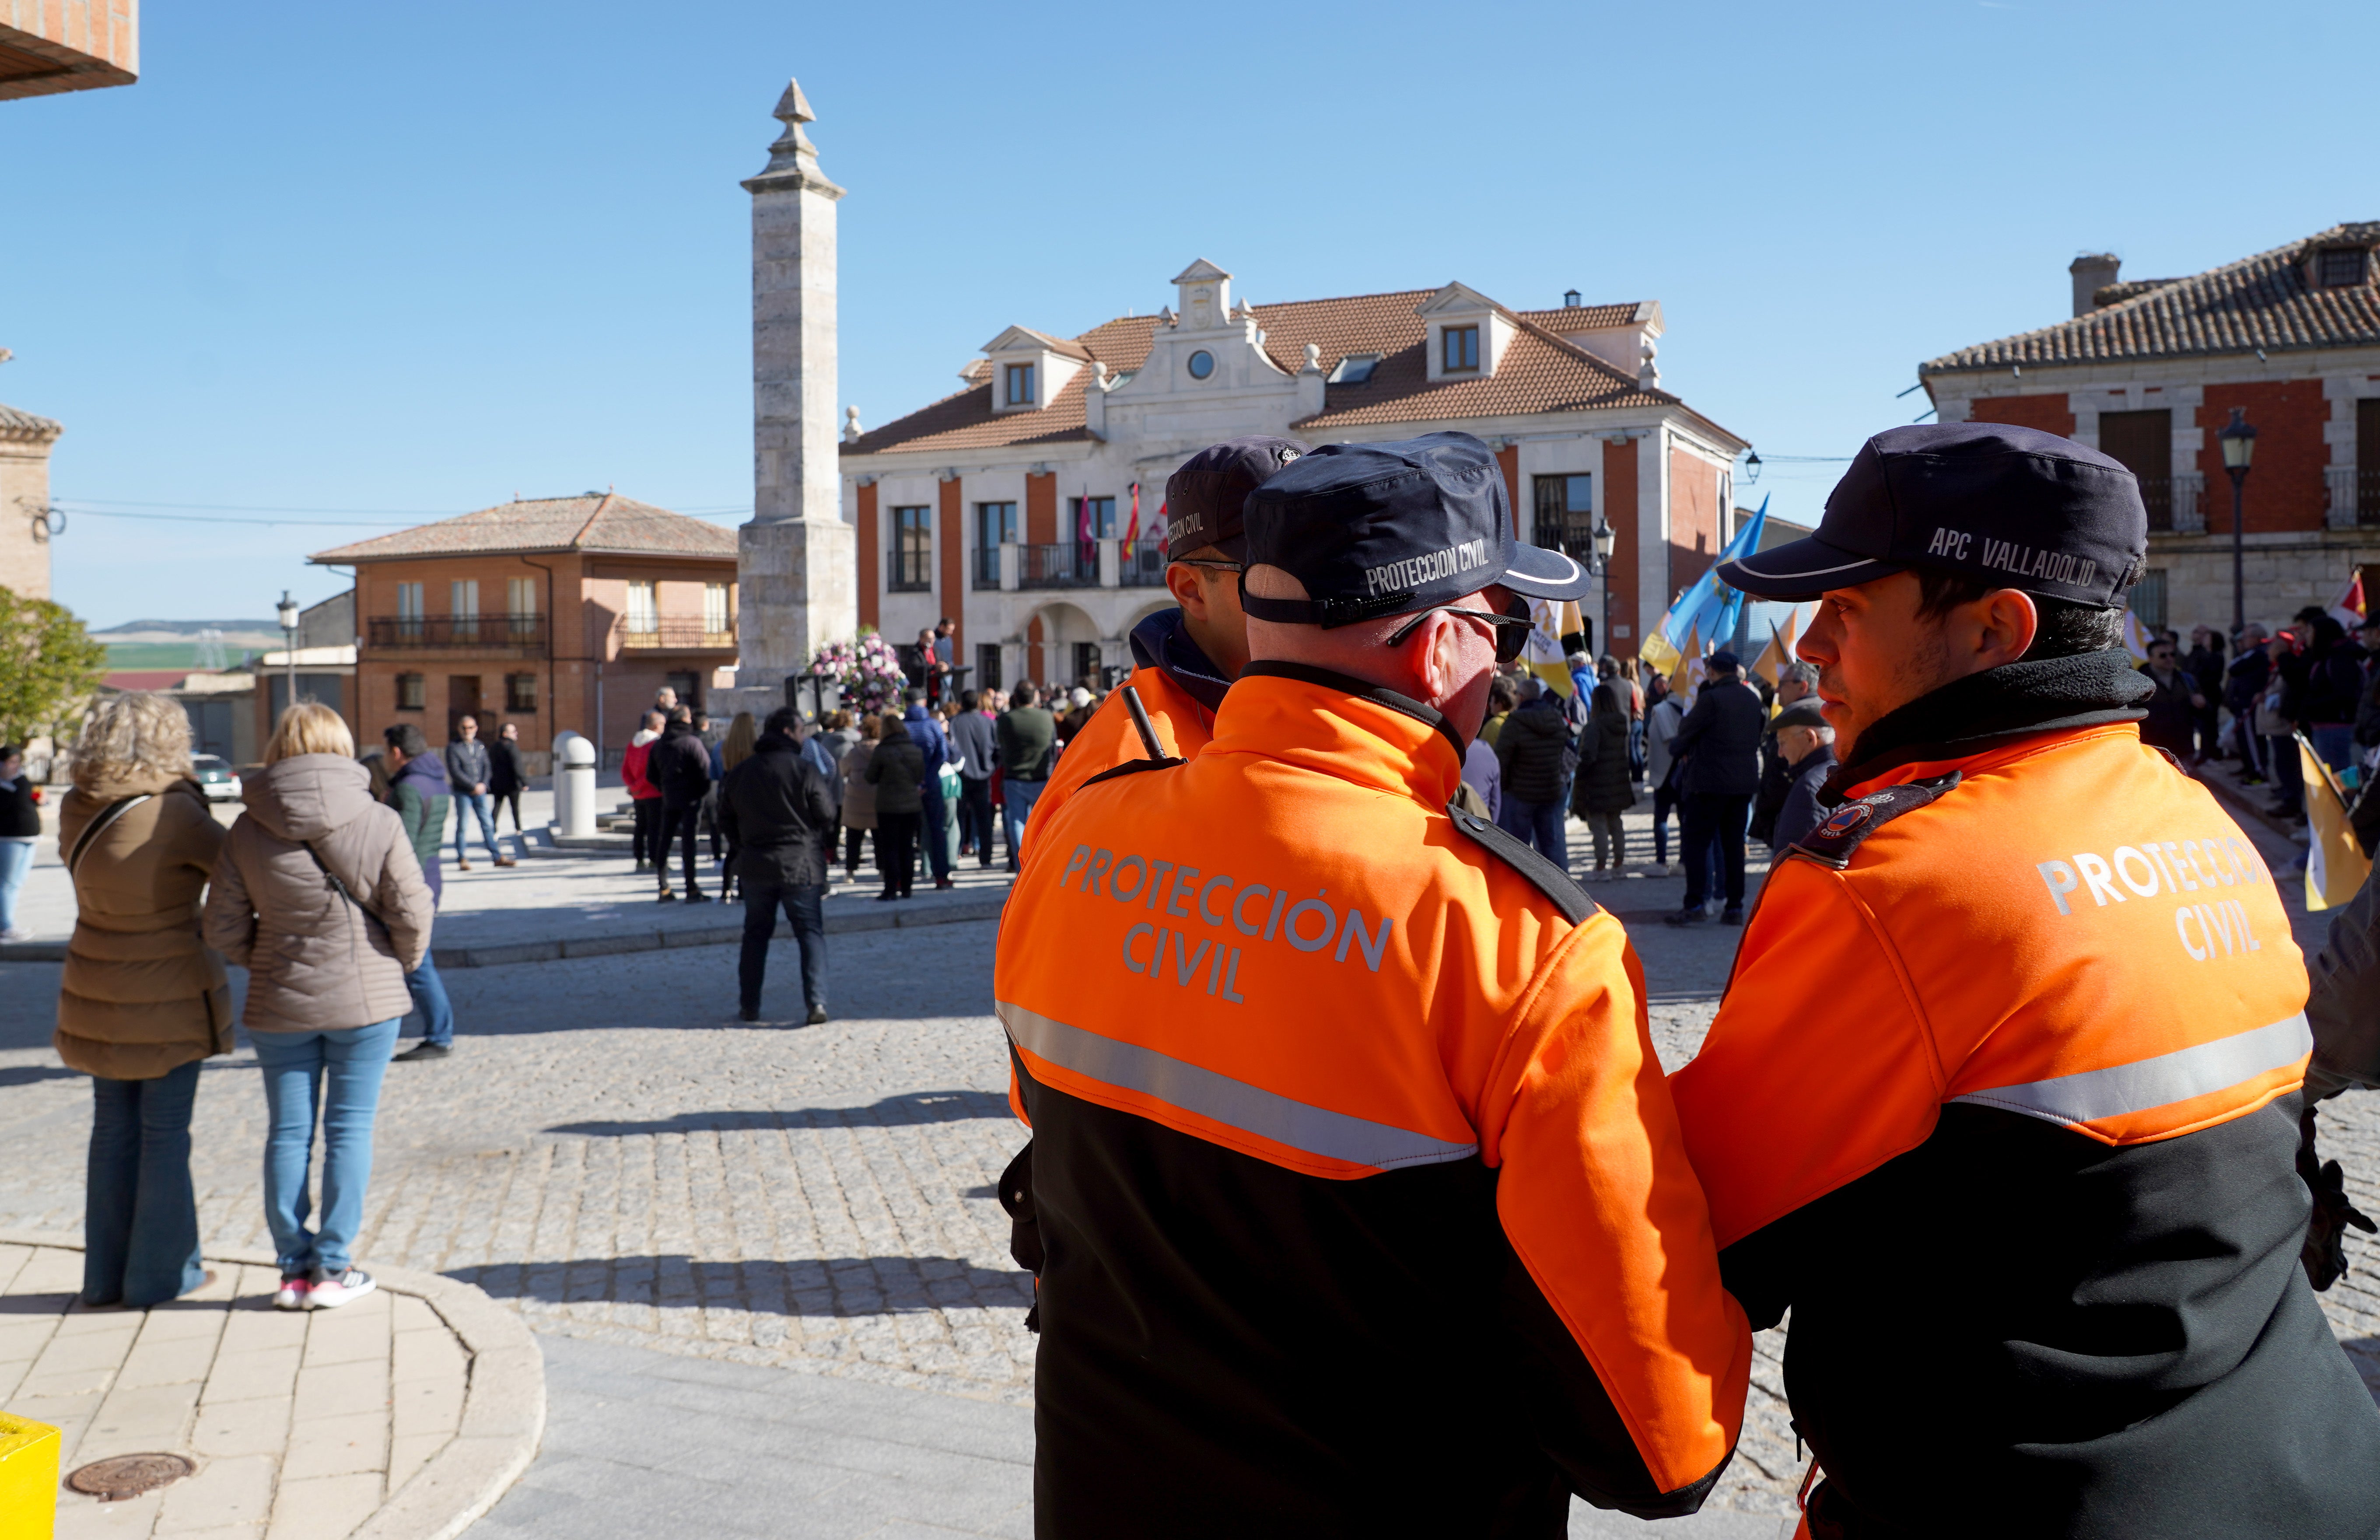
left=92, top=620, right=282, bottom=637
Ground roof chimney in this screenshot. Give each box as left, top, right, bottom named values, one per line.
left=2069, top=252, right=2120, bottom=317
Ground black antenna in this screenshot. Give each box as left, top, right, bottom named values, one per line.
left=1121, top=685, right=1165, bottom=760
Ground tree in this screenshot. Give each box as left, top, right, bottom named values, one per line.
left=0, top=587, right=106, bottom=747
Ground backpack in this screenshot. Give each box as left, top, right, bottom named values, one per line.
left=1557, top=686, right=1592, bottom=781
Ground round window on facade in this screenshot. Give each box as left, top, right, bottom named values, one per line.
left=1186, top=350, right=1214, bottom=380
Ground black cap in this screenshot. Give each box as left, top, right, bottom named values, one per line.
left=1163, top=437, right=1309, bottom=562
left=1708, top=650, right=1741, bottom=673
left=1718, top=423, right=2146, bottom=606
left=1240, top=432, right=1593, bottom=628
left=1772, top=699, right=1828, bottom=732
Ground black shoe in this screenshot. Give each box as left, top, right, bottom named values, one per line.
left=805, top=1006, right=827, bottom=1026
left=685, top=891, right=713, bottom=904
left=392, top=1041, right=451, bottom=1061
left=657, top=888, right=677, bottom=902
left=875, top=890, right=899, bottom=903
left=1664, top=906, right=1710, bottom=927
left=738, top=1006, right=759, bottom=1023
left=1721, top=906, right=1744, bottom=925
left=634, top=860, right=649, bottom=874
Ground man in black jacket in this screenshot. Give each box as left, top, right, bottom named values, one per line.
left=1749, top=661, right=1818, bottom=844
left=1763, top=699, right=1836, bottom=853
left=1493, top=677, right=1574, bottom=867
left=1665, top=651, right=1764, bottom=926
left=649, top=707, right=714, bottom=903
left=719, top=707, right=836, bottom=1024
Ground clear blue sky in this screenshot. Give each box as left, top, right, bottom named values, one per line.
left=5, top=0, right=2372, bottom=627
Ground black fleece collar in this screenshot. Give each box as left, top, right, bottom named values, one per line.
left=1238, top=659, right=1468, bottom=764
left=1822, top=648, right=2151, bottom=805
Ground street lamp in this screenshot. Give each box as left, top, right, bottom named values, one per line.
left=1589, top=518, right=1617, bottom=659
left=2219, top=408, right=2258, bottom=635
left=275, top=590, right=301, bottom=720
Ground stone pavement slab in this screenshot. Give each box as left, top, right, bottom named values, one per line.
left=0, top=1235, right=541, bottom=1540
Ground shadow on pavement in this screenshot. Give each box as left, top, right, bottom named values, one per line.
left=452, top=1252, right=1032, bottom=1315
left=542, top=1088, right=1010, bottom=1137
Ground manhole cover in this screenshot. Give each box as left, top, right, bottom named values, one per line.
left=66, top=1452, right=196, bottom=1500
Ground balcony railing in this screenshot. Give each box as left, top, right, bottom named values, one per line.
left=1120, top=539, right=1167, bottom=587
left=614, top=618, right=738, bottom=651
left=974, top=547, right=1002, bottom=590
left=367, top=616, right=546, bottom=653
left=2137, top=475, right=2173, bottom=533
left=1019, top=542, right=1096, bottom=590
left=2328, top=466, right=2380, bottom=528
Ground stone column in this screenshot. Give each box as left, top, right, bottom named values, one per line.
left=733, top=77, right=855, bottom=715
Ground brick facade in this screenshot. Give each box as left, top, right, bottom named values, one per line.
left=2199, top=379, right=2331, bottom=534
left=1964, top=392, right=2077, bottom=438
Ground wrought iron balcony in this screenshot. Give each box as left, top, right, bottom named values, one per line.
left=366, top=616, right=546, bottom=654
left=614, top=618, right=738, bottom=652
left=1018, top=542, right=1096, bottom=590
left=2328, top=466, right=2380, bottom=528
left=1119, top=539, right=1167, bottom=587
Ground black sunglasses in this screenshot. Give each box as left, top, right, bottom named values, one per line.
left=1385, top=592, right=1535, bottom=664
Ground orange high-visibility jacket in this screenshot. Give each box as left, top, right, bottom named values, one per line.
left=995, top=662, right=1749, bottom=1536
left=1671, top=721, right=2380, bottom=1536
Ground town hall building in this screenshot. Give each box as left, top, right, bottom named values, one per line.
left=836, top=260, right=1750, bottom=689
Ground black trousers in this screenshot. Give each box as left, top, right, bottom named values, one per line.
left=495, top=788, right=524, bottom=832
left=957, top=776, right=996, bottom=866
left=740, top=882, right=826, bottom=1016
left=844, top=825, right=873, bottom=875
left=631, top=798, right=664, bottom=867
left=877, top=810, right=920, bottom=896
left=1681, top=792, right=1752, bottom=909
left=662, top=797, right=704, bottom=892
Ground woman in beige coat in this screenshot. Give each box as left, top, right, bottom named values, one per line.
left=838, top=714, right=882, bottom=880
left=203, top=704, right=432, bottom=1311
left=56, top=692, right=230, bottom=1309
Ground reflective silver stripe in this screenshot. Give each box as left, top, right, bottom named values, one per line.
left=1950, top=1012, right=2310, bottom=1128
left=998, top=1000, right=1478, bottom=1171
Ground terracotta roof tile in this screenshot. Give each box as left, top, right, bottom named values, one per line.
left=308, top=494, right=738, bottom=564
left=1925, top=222, right=2380, bottom=373
left=845, top=288, right=1716, bottom=456
left=1513, top=303, right=1645, bottom=332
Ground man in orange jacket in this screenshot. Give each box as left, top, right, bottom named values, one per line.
left=995, top=431, right=1749, bottom=1537
left=1670, top=422, right=2380, bottom=1538
left=1026, top=436, right=1305, bottom=853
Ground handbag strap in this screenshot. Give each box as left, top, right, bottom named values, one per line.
left=300, top=840, right=389, bottom=937
left=64, top=793, right=152, bottom=879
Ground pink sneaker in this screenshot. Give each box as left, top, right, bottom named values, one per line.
left=272, top=1275, right=310, bottom=1311
left=307, top=1269, right=376, bottom=1309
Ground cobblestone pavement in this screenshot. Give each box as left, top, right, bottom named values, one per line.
left=4, top=795, right=2375, bottom=1530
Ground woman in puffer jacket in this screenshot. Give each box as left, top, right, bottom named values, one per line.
left=203, top=704, right=433, bottom=1311
left=55, top=692, right=229, bottom=1308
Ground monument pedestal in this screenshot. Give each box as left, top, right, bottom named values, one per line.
left=728, top=515, right=854, bottom=722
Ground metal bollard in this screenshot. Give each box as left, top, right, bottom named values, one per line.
left=555, top=732, right=597, bottom=838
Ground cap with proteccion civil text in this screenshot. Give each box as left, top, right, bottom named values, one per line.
left=1239, top=431, right=1594, bottom=628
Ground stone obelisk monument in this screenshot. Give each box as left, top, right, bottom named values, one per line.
left=733, top=77, right=854, bottom=714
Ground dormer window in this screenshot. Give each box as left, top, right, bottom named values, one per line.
left=1326, top=354, right=1380, bottom=385
left=2318, top=248, right=2370, bottom=288
left=1442, top=326, right=1480, bottom=373
left=1004, top=362, right=1036, bottom=406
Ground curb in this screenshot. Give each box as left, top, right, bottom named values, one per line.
left=0, top=1228, right=544, bottom=1540
left=0, top=893, right=1008, bottom=970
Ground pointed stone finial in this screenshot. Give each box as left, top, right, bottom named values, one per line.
left=745, top=75, right=844, bottom=200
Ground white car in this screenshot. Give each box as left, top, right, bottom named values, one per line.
left=192, top=754, right=243, bottom=802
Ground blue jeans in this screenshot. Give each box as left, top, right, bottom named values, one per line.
left=452, top=789, right=500, bottom=860
left=406, top=954, right=455, bottom=1048
left=1498, top=795, right=1568, bottom=870
left=1003, top=779, right=1045, bottom=869
left=741, top=882, right=827, bottom=1015
left=2311, top=724, right=2357, bottom=779
left=250, top=1018, right=401, bottom=1277
left=84, top=1060, right=206, bottom=1307
left=0, top=837, right=31, bottom=932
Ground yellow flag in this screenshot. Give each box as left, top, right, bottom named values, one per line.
left=2299, top=735, right=2372, bottom=911
left=1666, top=624, right=1701, bottom=703
left=1639, top=626, right=1681, bottom=678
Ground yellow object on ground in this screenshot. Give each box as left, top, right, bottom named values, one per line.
left=0, top=1412, right=60, bottom=1540
left=2300, top=735, right=2371, bottom=912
